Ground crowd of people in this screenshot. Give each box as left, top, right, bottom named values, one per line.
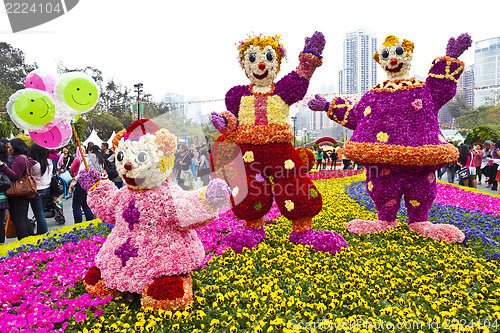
left=314, top=145, right=361, bottom=170
left=440, top=141, right=500, bottom=194
left=172, top=144, right=211, bottom=190
left=0, top=138, right=123, bottom=243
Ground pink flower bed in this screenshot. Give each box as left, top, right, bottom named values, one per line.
left=307, top=169, right=363, bottom=180
left=436, top=183, right=500, bottom=217
left=0, top=238, right=111, bottom=333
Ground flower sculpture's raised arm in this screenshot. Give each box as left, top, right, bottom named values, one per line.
left=308, top=94, right=363, bottom=130
left=88, top=179, right=120, bottom=224
left=275, top=32, right=325, bottom=105
left=171, top=178, right=230, bottom=231
left=426, top=33, right=472, bottom=112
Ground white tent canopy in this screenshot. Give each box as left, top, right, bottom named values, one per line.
left=82, top=130, right=104, bottom=148
left=107, top=131, right=117, bottom=147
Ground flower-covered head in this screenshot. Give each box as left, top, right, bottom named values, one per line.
left=114, top=119, right=176, bottom=190
left=238, top=34, right=286, bottom=87
left=374, top=35, right=414, bottom=80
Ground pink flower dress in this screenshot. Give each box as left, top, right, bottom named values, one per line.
left=88, top=180, right=217, bottom=293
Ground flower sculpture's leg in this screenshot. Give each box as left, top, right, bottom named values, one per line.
left=222, top=151, right=272, bottom=254
left=83, top=266, right=120, bottom=299
left=265, top=143, right=347, bottom=254
left=346, top=168, right=400, bottom=235
left=406, top=172, right=465, bottom=243
left=289, top=218, right=348, bottom=254
left=141, top=274, right=193, bottom=311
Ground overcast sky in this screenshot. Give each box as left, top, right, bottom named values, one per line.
left=1, top=0, right=499, bottom=118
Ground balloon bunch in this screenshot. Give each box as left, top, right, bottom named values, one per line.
left=6, top=69, right=99, bottom=149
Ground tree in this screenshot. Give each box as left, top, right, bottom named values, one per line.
left=85, top=110, right=124, bottom=142
left=464, top=125, right=499, bottom=145
left=0, top=42, right=37, bottom=90
left=445, top=92, right=471, bottom=118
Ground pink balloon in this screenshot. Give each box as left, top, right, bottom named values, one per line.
left=29, top=120, right=72, bottom=149
left=25, top=71, right=46, bottom=91
left=44, top=74, right=58, bottom=95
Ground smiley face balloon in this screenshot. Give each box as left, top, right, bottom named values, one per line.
left=56, top=72, right=99, bottom=113
left=29, top=118, right=72, bottom=149
left=6, top=89, right=56, bottom=130
left=25, top=70, right=47, bottom=91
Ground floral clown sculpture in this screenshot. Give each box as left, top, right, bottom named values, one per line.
left=309, top=34, right=472, bottom=243
left=210, top=32, right=348, bottom=254
left=82, top=119, right=229, bottom=311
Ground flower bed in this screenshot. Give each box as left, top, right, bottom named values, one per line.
left=1, top=173, right=499, bottom=332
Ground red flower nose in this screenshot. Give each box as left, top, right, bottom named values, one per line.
left=258, top=62, right=266, bottom=70
left=124, top=162, right=133, bottom=170
left=390, top=59, right=398, bottom=66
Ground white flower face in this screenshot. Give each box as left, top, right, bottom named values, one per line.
left=241, top=45, right=279, bottom=87
left=115, top=134, right=170, bottom=190
left=377, top=44, right=412, bottom=80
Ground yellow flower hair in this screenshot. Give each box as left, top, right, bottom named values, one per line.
left=238, top=34, right=286, bottom=72
left=373, top=35, right=415, bottom=64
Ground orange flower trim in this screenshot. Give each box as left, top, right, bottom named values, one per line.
left=249, top=83, right=275, bottom=96
left=291, top=217, right=313, bottom=233
left=154, top=129, right=177, bottom=156
left=235, top=124, right=293, bottom=145
left=83, top=279, right=120, bottom=299
left=112, top=129, right=126, bottom=152
left=344, top=140, right=459, bottom=166
left=141, top=274, right=193, bottom=311
left=370, top=78, right=425, bottom=93
left=220, top=111, right=238, bottom=134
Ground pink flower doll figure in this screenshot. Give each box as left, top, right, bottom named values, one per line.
left=82, top=119, right=229, bottom=311
left=309, top=34, right=472, bottom=243
left=210, top=32, right=348, bottom=254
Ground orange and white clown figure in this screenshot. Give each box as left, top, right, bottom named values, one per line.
left=210, top=32, right=348, bottom=254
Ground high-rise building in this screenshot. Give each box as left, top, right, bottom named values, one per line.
left=459, top=66, right=474, bottom=108
left=474, top=37, right=500, bottom=107
left=338, top=29, right=378, bottom=94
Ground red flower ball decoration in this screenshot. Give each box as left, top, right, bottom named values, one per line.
left=146, top=276, right=185, bottom=300
left=84, top=266, right=102, bottom=286
left=296, top=148, right=315, bottom=172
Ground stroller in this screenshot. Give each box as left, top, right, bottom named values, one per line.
left=32, top=174, right=69, bottom=227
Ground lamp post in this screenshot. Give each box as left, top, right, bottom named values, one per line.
left=134, top=83, right=143, bottom=120
left=291, top=116, right=297, bottom=148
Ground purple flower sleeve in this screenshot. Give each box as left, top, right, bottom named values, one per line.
left=325, top=95, right=363, bottom=130
left=274, top=71, right=309, bottom=106
left=225, top=85, right=251, bottom=117
left=426, top=56, right=465, bottom=111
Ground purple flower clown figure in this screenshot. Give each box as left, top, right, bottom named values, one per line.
left=309, top=33, right=472, bottom=243
left=81, top=119, right=229, bottom=311
left=210, top=32, right=348, bottom=255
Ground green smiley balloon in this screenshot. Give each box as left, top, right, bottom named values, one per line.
left=14, top=90, right=55, bottom=126
left=57, top=73, right=98, bottom=112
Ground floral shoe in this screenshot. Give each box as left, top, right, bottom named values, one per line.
left=141, top=274, right=193, bottom=311
left=221, top=227, right=266, bottom=254
left=289, top=229, right=348, bottom=254
left=83, top=266, right=120, bottom=299
left=346, top=219, right=398, bottom=235
left=408, top=222, right=465, bottom=243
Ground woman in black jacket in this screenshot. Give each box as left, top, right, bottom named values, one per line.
left=0, top=138, right=37, bottom=239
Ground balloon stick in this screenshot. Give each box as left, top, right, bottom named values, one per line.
left=70, top=121, right=89, bottom=171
